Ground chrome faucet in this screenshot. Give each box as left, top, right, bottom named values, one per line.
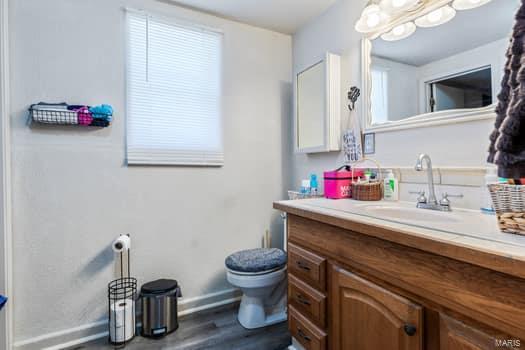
left=414, top=154, right=450, bottom=211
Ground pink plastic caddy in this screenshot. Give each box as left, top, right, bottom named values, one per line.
left=324, top=166, right=363, bottom=199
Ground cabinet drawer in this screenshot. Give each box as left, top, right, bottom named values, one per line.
left=288, top=243, right=326, bottom=291
left=289, top=305, right=327, bottom=350
left=289, top=274, right=326, bottom=328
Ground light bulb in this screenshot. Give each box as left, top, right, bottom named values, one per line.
left=392, top=0, right=407, bottom=8
left=381, top=22, right=416, bottom=41
left=355, top=4, right=390, bottom=33
left=415, top=5, right=456, bottom=28
left=392, top=25, right=405, bottom=36
left=367, top=13, right=381, bottom=28
left=362, top=4, right=381, bottom=15
left=427, top=8, right=443, bottom=23
left=452, top=0, right=491, bottom=10
left=380, top=0, right=419, bottom=13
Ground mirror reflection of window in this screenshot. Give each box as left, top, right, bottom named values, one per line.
left=427, top=67, right=492, bottom=112
left=371, top=67, right=389, bottom=123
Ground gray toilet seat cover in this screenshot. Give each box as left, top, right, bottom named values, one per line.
left=225, top=248, right=287, bottom=273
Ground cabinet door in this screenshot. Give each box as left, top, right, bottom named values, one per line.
left=440, top=314, right=522, bottom=350
left=330, top=264, right=423, bottom=350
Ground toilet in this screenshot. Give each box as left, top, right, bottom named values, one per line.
left=225, top=248, right=288, bottom=329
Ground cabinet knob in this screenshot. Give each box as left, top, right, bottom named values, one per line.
left=404, top=324, right=417, bottom=336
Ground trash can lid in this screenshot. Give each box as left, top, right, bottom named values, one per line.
left=141, top=279, right=178, bottom=294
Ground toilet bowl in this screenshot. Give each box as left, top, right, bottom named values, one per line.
left=225, top=248, right=288, bottom=329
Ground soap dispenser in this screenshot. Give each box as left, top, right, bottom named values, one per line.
left=383, top=170, right=399, bottom=201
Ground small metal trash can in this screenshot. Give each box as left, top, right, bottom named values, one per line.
left=140, top=279, right=182, bottom=338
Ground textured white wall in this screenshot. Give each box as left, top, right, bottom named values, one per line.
left=10, top=0, right=292, bottom=342
left=291, top=0, right=497, bottom=192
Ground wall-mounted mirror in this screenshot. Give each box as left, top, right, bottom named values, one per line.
left=362, top=0, right=518, bottom=132
left=295, top=53, right=341, bottom=153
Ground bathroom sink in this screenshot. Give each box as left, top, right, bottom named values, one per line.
left=361, top=205, right=462, bottom=223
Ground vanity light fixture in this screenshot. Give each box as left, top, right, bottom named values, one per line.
left=452, top=0, right=491, bottom=10
left=381, top=22, right=417, bottom=41
left=414, top=5, right=456, bottom=28
left=356, top=0, right=491, bottom=41
left=355, top=4, right=390, bottom=33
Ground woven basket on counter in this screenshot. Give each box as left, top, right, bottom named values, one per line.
left=350, top=157, right=383, bottom=201
left=352, top=182, right=383, bottom=201
left=488, top=184, right=525, bottom=236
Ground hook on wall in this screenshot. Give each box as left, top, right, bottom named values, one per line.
left=348, top=86, right=361, bottom=111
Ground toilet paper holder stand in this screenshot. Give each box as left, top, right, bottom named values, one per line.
left=108, top=234, right=137, bottom=347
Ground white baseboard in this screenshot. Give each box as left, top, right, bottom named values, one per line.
left=13, top=288, right=241, bottom=350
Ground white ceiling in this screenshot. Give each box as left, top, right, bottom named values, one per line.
left=372, top=0, right=519, bottom=66
left=166, top=0, right=338, bottom=34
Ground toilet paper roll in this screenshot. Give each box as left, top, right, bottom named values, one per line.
left=112, top=235, right=131, bottom=253
left=109, top=299, right=135, bottom=343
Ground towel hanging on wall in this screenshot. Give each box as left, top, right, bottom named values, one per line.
left=343, top=87, right=363, bottom=163
left=488, top=2, right=525, bottom=178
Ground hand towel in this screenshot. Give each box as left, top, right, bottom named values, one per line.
left=343, top=110, right=363, bottom=164
left=89, top=104, right=113, bottom=121
left=488, top=2, right=525, bottom=178
left=90, top=119, right=110, bottom=127
left=75, top=106, right=93, bottom=126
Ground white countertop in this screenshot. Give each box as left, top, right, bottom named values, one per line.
left=275, top=198, right=525, bottom=270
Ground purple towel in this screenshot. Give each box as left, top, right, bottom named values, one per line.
left=488, top=1, right=525, bottom=178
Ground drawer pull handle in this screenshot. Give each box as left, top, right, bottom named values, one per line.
left=296, top=294, right=311, bottom=306
left=296, top=261, right=311, bottom=271
left=297, top=328, right=311, bottom=342
left=404, top=324, right=417, bottom=336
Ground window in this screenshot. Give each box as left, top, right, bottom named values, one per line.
left=126, top=10, right=223, bottom=166
left=371, top=67, right=389, bottom=124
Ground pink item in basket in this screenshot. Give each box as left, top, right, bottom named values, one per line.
left=75, top=106, right=93, bottom=126
left=324, top=166, right=364, bottom=199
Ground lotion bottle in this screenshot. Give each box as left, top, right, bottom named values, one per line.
left=383, top=170, right=399, bottom=201
left=310, top=174, right=318, bottom=196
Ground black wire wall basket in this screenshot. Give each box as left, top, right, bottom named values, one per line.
left=29, top=104, right=111, bottom=127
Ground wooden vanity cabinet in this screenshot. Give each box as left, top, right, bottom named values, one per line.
left=330, top=264, right=423, bottom=350
left=439, top=314, right=521, bottom=350
left=282, top=213, right=525, bottom=350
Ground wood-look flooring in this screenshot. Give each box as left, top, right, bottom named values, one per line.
left=69, top=303, right=291, bottom=350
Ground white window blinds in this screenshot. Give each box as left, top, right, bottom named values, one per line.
left=126, top=11, right=223, bottom=166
